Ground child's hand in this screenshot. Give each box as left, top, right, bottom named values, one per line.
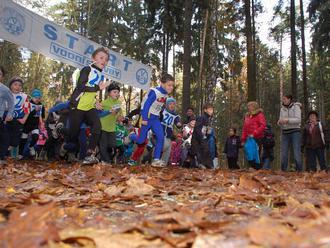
left=99, top=81, right=110, bottom=90
left=35, top=105, right=41, bottom=111
left=18, top=118, right=26, bottom=124
left=5, top=116, right=13, bottom=122
left=141, top=120, right=148, bottom=126
left=95, top=101, right=103, bottom=110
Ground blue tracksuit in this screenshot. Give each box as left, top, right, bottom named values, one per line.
left=130, top=86, right=167, bottom=159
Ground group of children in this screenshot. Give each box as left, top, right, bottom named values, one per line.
left=1, top=46, right=328, bottom=171
left=0, top=47, right=219, bottom=169
left=0, top=71, right=46, bottom=162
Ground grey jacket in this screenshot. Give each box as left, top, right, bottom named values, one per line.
left=278, top=102, right=302, bottom=130
left=0, top=82, right=15, bottom=119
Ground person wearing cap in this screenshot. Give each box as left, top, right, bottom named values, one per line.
left=160, top=98, right=182, bottom=166
left=19, top=88, right=45, bottom=159
left=98, top=83, right=122, bottom=165
left=6, top=77, right=30, bottom=158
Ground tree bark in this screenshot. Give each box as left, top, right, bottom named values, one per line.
left=251, top=0, right=258, bottom=101
left=279, top=34, right=284, bottom=105
left=182, top=0, right=193, bottom=113
left=290, top=0, right=297, bottom=99
left=198, top=9, right=209, bottom=114
left=299, top=0, right=308, bottom=118
left=245, top=0, right=256, bottom=101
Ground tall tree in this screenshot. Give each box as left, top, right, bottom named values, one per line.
left=270, top=0, right=290, bottom=103
left=299, top=0, right=308, bottom=118
left=308, top=0, right=330, bottom=121
left=290, top=0, right=297, bottom=98
left=182, top=0, right=193, bottom=113
left=245, top=0, right=257, bottom=101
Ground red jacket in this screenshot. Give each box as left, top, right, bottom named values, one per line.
left=242, top=110, right=266, bottom=143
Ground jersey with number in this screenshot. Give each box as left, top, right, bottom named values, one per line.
left=12, top=92, right=30, bottom=119
left=30, top=102, right=44, bottom=118
left=161, top=108, right=180, bottom=139
left=69, top=65, right=105, bottom=111
left=141, top=87, right=167, bottom=119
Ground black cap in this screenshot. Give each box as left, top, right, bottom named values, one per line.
left=107, top=83, right=120, bottom=92
left=9, top=77, right=23, bottom=88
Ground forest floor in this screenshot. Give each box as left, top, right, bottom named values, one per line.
left=0, top=160, right=329, bottom=248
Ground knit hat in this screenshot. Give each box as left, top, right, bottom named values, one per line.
left=31, top=89, right=42, bottom=98
left=107, top=83, right=120, bottom=92
left=166, top=97, right=176, bottom=106
left=9, top=77, right=23, bottom=88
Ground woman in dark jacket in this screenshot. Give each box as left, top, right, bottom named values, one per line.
left=302, top=111, right=329, bottom=172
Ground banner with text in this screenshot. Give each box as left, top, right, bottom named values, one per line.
left=0, top=0, right=151, bottom=89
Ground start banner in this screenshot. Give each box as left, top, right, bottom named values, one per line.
left=0, top=0, right=151, bottom=89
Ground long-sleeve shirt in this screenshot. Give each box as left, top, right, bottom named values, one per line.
left=140, top=86, right=167, bottom=121
left=160, top=108, right=181, bottom=139
left=0, top=83, right=15, bottom=119
left=69, top=64, right=105, bottom=111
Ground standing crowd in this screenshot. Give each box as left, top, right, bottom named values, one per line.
left=0, top=47, right=329, bottom=171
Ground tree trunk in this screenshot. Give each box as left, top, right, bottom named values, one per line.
left=172, top=44, right=176, bottom=98
left=198, top=9, right=209, bottom=115
left=299, top=0, right=308, bottom=118
left=162, top=32, right=166, bottom=73
left=251, top=0, right=258, bottom=101
left=245, top=0, right=256, bottom=101
left=127, top=86, right=132, bottom=114
left=279, top=34, right=284, bottom=105
left=290, top=0, right=297, bottom=99
left=182, top=0, right=193, bottom=113
left=207, top=3, right=218, bottom=104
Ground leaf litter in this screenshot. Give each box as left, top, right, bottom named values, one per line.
left=0, top=161, right=329, bottom=247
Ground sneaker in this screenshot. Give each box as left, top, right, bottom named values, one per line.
left=128, top=159, right=137, bottom=166
left=67, top=153, right=79, bottom=163
left=29, top=147, right=36, bottom=157
left=82, top=154, right=99, bottom=165
left=151, top=159, right=165, bottom=168
left=101, top=161, right=111, bottom=166
left=17, top=155, right=23, bottom=160
left=197, top=164, right=206, bottom=169
left=59, top=143, right=67, bottom=157
left=53, top=122, right=64, bottom=139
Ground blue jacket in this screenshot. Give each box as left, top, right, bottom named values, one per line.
left=160, top=108, right=181, bottom=139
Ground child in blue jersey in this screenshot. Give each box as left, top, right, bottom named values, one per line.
left=129, top=74, right=175, bottom=167
left=160, top=98, right=182, bottom=166
left=7, top=77, right=30, bottom=158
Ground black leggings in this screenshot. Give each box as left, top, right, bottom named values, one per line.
left=68, top=108, right=101, bottom=152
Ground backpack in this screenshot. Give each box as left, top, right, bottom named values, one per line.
left=262, top=131, right=275, bottom=149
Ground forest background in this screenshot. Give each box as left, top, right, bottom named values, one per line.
left=0, top=0, right=329, bottom=169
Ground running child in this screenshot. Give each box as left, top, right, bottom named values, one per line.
left=128, top=74, right=175, bottom=167
left=67, top=47, right=110, bottom=165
